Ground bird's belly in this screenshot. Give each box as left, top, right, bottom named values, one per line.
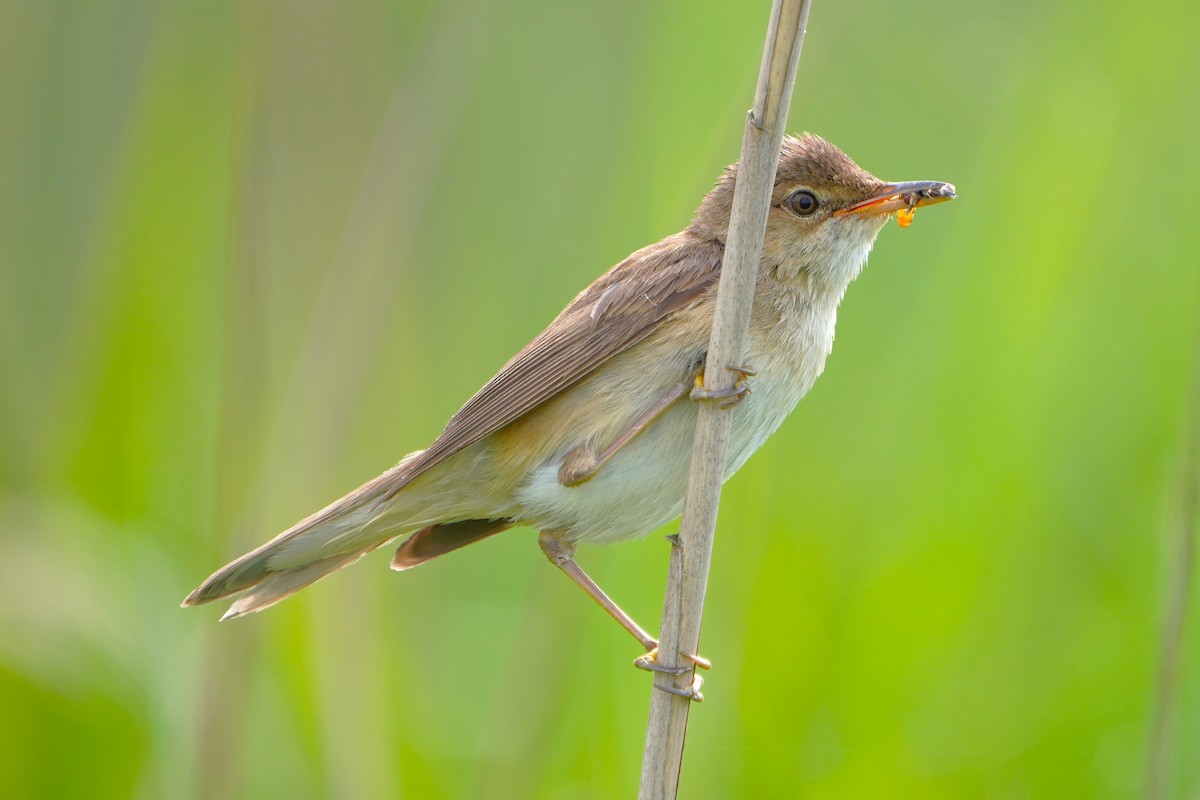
left=513, top=338, right=826, bottom=545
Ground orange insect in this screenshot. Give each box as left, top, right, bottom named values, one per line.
left=897, top=207, right=916, bottom=228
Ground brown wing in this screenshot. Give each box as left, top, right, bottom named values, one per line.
left=180, top=230, right=721, bottom=608
left=378, top=230, right=722, bottom=501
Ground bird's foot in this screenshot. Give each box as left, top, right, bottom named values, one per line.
left=656, top=676, right=705, bottom=701
left=634, top=647, right=708, bottom=702
left=634, top=646, right=712, bottom=673
left=690, top=364, right=756, bottom=409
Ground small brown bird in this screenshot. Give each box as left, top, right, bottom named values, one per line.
left=184, top=134, right=954, bottom=661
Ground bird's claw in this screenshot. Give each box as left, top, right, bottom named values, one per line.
left=635, top=648, right=707, bottom=700
left=634, top=646, right=712, bottom=673
left=655, top=674, right=705, bottom=702
left=690, top=364, right=756, bottom=409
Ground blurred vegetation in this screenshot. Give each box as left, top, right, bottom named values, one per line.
left=1, top=0, right=1197, bottom=798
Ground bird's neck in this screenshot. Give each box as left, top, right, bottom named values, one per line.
left=759, top=221, right=885, bottom=309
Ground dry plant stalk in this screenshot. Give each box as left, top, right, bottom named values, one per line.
left=1144, top=339, right=1200, bottom=799
left=637, top=2, right=813, bottom=797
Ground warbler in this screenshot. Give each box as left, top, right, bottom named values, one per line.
left=184, top=133, right=955, bottom=660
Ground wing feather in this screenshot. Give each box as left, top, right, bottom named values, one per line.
left=379, top=231, right=722, bottom=500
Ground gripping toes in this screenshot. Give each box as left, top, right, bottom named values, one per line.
left=656, top=675, right=704, bottom=702
left=634, top=647, right=712, bottom=673
left=690, top=364, right=756, bottom=408
left=634, top=648, right=709, bottom=702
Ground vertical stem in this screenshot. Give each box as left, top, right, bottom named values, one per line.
left=637, top=2, right=812, bottom=797
left=1144, top=337, right=1200, bottom=800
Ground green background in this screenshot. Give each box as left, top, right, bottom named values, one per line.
left=2, top=1, right=1196, bottom=797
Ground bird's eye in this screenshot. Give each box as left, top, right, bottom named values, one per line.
left=786, top=190, right=819, bottom=216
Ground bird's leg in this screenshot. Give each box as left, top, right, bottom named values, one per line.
left=537, top=530, right=710, bottom=685
left=631, top=533, right=709, bottom=701
left=690, top=364, right=756, bottom=409
left=538, top=530, right=658, bottom=650
left=558, top=381, right=691, bottom=487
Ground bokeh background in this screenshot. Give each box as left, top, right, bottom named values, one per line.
left=2, top=0, right=1197, bottom=797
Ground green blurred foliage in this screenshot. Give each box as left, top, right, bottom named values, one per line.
left=1, top=0, right=1197, bottom=797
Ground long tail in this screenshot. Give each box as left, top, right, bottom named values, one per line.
left=183, top=450, right=513, bottom=619
left=182, top=477, right=395, bottom=619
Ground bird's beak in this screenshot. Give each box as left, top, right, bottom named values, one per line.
left=835, top=180, right=957, bottom=217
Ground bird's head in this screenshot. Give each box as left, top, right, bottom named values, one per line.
left=692, top=133, right=955, bottom=290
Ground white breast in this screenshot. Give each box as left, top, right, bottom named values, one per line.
left=513, top=298, right=838, bottom=545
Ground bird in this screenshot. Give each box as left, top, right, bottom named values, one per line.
left=183, top=133, right=955, bottom=668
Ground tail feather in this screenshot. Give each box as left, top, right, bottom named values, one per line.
left=183, top=479, right=395, bottom=614
left=218, top=547, right=376, bottom=620
left=390, top=518, right=512, bottom=570
left=184, top=446, right=505, bottom=617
